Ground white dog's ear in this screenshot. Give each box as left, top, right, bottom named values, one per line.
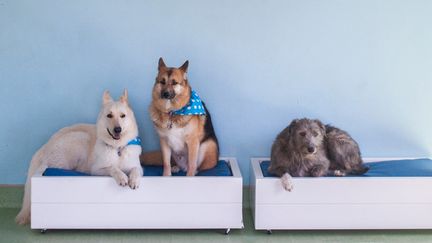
left=103, top=90, right=113, bottom=104
left=120, top=89, right=128, bottom=104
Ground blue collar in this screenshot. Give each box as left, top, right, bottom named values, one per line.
left=172, top=90, right=206, bottom=116
left=127, top=137, right=141, bottom=146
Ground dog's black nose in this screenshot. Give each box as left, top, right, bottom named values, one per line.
left=161, top=91, right=175, bottom=99
left=114, top=127, right=122, bottom=134
left=162, top=91, right=171, bottom=99
left=307, top=146, right=315, bottom=153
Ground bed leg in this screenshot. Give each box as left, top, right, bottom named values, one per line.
left=40, top=229, right=47, bottom=234
left=266, top=229, right=272, bottom=235
left=224, top=228, right=231, bottom=235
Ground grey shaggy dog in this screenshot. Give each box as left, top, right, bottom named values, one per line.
left=268, top=118, right=368, bottom=191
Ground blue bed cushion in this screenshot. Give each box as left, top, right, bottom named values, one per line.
left=260, top=158, right=432, bottom=177
left=43, top=160, right=232, bottom=177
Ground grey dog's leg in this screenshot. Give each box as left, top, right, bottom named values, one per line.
left=280, top=173, right=294, bottom=191
left=309, top=164, right=328, bottom=177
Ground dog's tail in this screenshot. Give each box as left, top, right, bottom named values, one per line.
left=15, top=145, right=46, bottom=225
left=140, top=151, right=164, bottom=166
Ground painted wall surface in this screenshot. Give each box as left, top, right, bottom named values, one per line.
left=1, top=0, right=431, bottom=184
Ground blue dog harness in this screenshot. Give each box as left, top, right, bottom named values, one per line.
left=172, top=90, right=206, bottom=116
left=117, top=137, right=141, bottom=156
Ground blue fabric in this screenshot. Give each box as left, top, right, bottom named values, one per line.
left=43, top=168, right=90, bottom=176
left=260, top=158, right=432, bottom=177
left=127, top=137, right=141, bottom=146
left=172, top=90, right=206, bottom=116
left=43, top=160, right=232, bottom=177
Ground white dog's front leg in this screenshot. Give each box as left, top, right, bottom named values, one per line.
left=281, top=173, right=294, bottom=191
left=110, top=167, right=128, bottom=187
left=128, top=167, right=142, bottom=189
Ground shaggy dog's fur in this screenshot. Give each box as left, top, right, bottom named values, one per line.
left=15, top=90, right=143, bottom=225
left=325, top=125, right=368, bottom=176
left=269, top=118, right=368, bottom=191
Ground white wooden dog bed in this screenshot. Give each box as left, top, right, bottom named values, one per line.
left=31, top=157, right=243, bottom=233
left=250, top=157, right=432, bottom=232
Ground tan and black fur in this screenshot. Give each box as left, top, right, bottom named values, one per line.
left=141, top=58, right=219, bottom=176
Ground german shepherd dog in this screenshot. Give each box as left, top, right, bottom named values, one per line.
left=269, top=118, right=368, bottom=191
left=15, top=90, right=143, bottom=225
left=141, top=58, right=219, bottom=176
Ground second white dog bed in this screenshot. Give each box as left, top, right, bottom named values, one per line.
left=250, top=157, right=432, bottom=232
left=31, top=157, right=243, bottom=233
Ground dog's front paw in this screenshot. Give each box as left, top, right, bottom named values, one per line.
left=310, top=165, right=326, bottom=177
left=171, top=165, right=181, bottom=173
left=281, top=173, right=293, bottom=191
left=114, top=172, right=128, bottom=187
left=128, top=175, right=140, bottom=189
left=162, top=166, right=172, bottom=176
left=186, top=169, right=198, bottom=176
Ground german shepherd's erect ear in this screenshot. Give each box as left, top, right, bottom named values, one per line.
left=158, top=57, right=166, bottom=71
left=179, top=60, right=189, bottom=73
left=103, top=90, right=113, bottom=105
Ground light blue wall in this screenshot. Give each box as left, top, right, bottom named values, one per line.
left=1, top=0, right=431, bottom=184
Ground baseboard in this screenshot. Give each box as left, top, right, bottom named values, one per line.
left=0, top=184, right=24, bottom=187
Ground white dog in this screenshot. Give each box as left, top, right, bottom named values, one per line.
left=15, top=90, right=143, bottom=225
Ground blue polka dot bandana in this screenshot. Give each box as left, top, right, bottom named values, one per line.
left=172, top=90, right=206, bottom=116
left=127, top=137, right=141, bottom=146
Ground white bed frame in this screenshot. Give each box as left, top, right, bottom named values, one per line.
left=250, top=157, right=432, bottom=232
left=31, top=157, right=243, bottom=233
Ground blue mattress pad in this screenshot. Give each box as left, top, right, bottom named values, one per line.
left=43, top=160, right=232, bottom=177
left=260, top=158, right=432, bottom=177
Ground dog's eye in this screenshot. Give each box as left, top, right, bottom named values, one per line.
left=107, top=114, right=113, bottom=118
left=159, top=79, right=166, bottom=85
left=120, top=114, right=126, bottom=118
left=312, top=131, right=318, bottom=137
left=299, top=132, right=306, bottom=137
left=172, top=80, right=178, bottom=85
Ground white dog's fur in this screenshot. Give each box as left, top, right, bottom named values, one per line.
left=15, top=90, right=143, bottom=225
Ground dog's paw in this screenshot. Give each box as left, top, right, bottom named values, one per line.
left=310, top=165, right=326, bottom=177
left=114, top=172, right=128, bottom=187
left=186, top=169, right=198, bottom=176
left=128, top=175, right=140, bottom=189
left=281, top=173, right=294, bottom=192
left=334, top=170, right=346, bottom=177
left=171, top=165, right=181, bottom=173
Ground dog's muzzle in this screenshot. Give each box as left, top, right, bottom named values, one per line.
left=107, top=127, right=121, bottom=140
left=161, top=90, right=175, bottom=100
left=307, top=146, right=316, bottom=154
